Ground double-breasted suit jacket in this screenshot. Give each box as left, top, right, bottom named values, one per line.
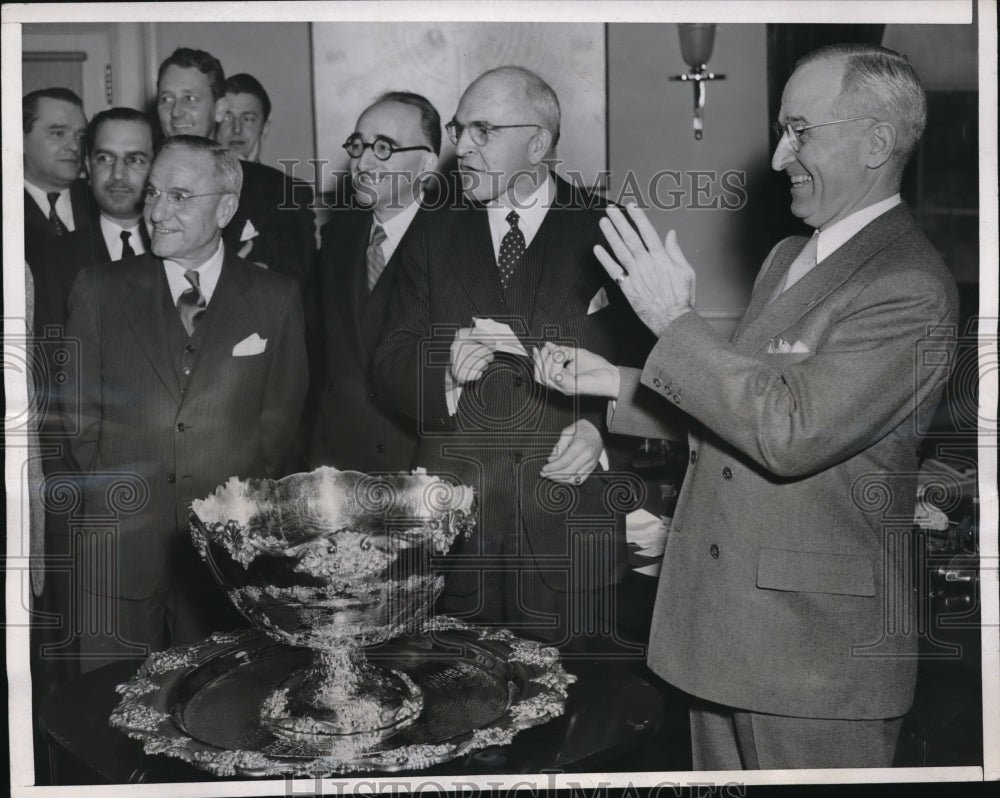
left=310, top=207, right=427, bottom=473
left=609, top=204, right=958, bottom=719
left=374, top=177, right=642, bottom=629
left=63, top=248, right=308, bottom=600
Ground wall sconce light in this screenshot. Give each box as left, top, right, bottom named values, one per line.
left=670, top=23, right=726, bottom=140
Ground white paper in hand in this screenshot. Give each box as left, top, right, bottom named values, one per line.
left=472, top=317, right=529, bottom=357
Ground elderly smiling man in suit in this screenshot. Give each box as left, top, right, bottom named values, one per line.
left=533, top=44, right=958, bottom=768
left=63, top=135, right=308, bottom=671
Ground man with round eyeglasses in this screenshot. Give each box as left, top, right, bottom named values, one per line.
left=309, top=92, right=441, bottom=474
left=531, top=44, right=959, bottom=768
left=374, top=67, right=651, bottom=650
left=63, top=135, right=307, bottom=672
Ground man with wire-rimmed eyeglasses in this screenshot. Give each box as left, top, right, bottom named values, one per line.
left=62, top=135, right=307, bottom=672
left=374, top=66, right=652, bottom=651
left=309, top=92, right=442, bottom=474
left=531, top=43, right=960, bottom=769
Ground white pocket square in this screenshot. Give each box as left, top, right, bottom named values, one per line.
left=767, top=338, right=810, bottom=354
left=587, top=286, right=610, bottom=315
left=232, top=333, right=267, bottom=357
left=240, top=219, right=259, bottom=242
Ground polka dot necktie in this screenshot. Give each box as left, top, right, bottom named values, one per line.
left=177, top=270, right=207, bottom=336
left=498, top=210, right=525, bottom=290
left=46, top=192, right=67, bottom=237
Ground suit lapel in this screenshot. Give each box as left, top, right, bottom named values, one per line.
left=731, top=238, right=804, bottom=342
left=526, top=179, right=590, bottom=332
left=181, top=250, right=258, bottom=404
left=735, top=205, right=917, bottom=354
left=344, top=214, right=374, bottom=361
left=450, top=205, right=509, bottom=317
left=122, top=255, right=182, bottom=403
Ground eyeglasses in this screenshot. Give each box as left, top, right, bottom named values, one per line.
left=445, top=119, right=542, bottom=147
left=342, top=135, right=432, bottom=161
left=772, top=116, right=876, bottom=152
left=143, top=187, right=228, bottom=207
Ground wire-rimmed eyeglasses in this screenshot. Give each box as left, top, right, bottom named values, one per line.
left=342, top=134, right=432, bottom=161
left=772, top=116, right=876, bottom=152
left=445, top=118, right=542, bottom=147
left=143, top=187, right=228, bottom=207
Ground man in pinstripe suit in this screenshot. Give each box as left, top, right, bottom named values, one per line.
left=375, top=66, right=644, bottom=648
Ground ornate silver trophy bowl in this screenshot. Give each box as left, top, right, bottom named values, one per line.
left=187, top=467, right=476, bottom=753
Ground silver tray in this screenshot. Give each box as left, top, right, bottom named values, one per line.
left=109, top=617, right=576, bottom=777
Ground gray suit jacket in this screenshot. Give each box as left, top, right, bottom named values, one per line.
left=63, top=248, right=308, bottom=599
left=609, top=204, right=958, bottom=719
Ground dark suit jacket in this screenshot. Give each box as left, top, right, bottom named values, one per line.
left=374, top=177, right=643, bottom=623
left=223, top=160, right=316, bottom=285
left=24, top=179, right=97, bottom=331
left=63, top=247, right=308, bottom=599
left=609, top=205, right=959, bottom=720
left=34, top=218, right=151, bottom=335
left=310, top=207, right=427, bottom=473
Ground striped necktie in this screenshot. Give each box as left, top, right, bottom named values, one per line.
left=366, top=224, right=387, bottom=291
left=177, top=270, right=207, bottom=335
left=47, top=193, right=67, bottom=236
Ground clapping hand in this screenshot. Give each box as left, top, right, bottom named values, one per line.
left=532, top=342, right=620, bottom=398
left=594, top=204, right=696, bottom=337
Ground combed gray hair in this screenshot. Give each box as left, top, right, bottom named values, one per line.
left=798, top=44, right=927, bottom=163
left=475, top=65, right=561, bottom=149
left=158, top=134, right=244, bottom=196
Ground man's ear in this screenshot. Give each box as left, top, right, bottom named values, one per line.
left=865, top=121, right=897, bottom=169
left=527, top=128, right=553, bottom=166
left=214, top=96, right=229, bottom=126
left=216, top=192, right=239, bottom=229
left=418, top=150, right=438, bottom=178
left=261, top=118, right=271, bottom=143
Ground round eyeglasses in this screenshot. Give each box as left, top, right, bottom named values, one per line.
left=445, top=119, right=543, bottom=147
left=772, top=116, right=876, bottom=152
left=342, top=135, right=432, bottom=161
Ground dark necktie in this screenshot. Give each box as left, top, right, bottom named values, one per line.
left=120, top=230, right=135, bottom=259
left=177, top=270, right=207, bottom=336
left=498, top=210, right=525, bottom=289
left=47, top=192, right=67, bottom=237
left=366, top=224, right=387, bottom=291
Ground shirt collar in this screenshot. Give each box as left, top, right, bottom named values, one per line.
left=374, top=193, right=423, bottom=263
left=816, top=194, right=901, bottom=263
left=163, top=239, right=226, bottom=305
left=99, top=214, right=146, bottom=259
left=487, top=173, right=555, bottom=254
left=24, top=180, right=75, bottom=231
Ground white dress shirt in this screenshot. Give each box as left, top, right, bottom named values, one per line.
left=24, top=180, right=76, bottom=232
left=374, top=195, right=424, bottom=265
left=486, top=173, right=555, bottom=261
left=163, top=240, right=225, bottom=305
left=816, top=194, right=901, bottom=264
left=100, top=215, right=147, bottom=260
